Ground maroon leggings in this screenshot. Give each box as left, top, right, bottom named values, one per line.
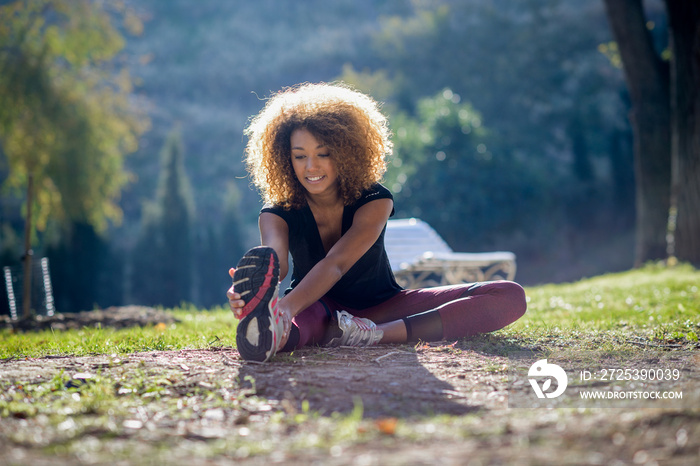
left=286, top=281, right=527, bottom=349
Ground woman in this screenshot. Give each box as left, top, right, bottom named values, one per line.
left=228, top=83, right=526, bottom=362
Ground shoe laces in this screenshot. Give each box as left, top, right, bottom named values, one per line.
left=337, top=311, right=383, bottom=346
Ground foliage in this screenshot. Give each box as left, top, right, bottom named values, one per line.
left=45, top=221, right=125, bottom=313
left=131, top=129, right=194, bottom=307
left=339, top=0, right=635, bottom=282
left=0, top=0, right=659, bottom=312
left=0, top=0, right=148, bottom=233
left=129, top=128, right=248, bottom=309
left=118, top=0, right=410, bottom=231
left=193, top=182, right=247, bottom=309
left=387, top=89, right=552, bottom=250
left=362, top=0, right=624, bottom=161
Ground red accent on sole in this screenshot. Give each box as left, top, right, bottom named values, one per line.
left=238, top=252, right=276, bottom=320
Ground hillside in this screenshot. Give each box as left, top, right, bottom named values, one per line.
left=119, top=0, right=408, bottom=230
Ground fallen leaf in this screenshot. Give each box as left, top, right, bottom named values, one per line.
left=375, top=417, right=398, bottom=435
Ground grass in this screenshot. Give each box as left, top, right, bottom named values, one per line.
left=1, top=263, right=698, bottom=464
left=1, top=262, right=698, bottom=360
left=516, top=262, right=700, bottom=344
left=0, top=304, right=236, bottom=359
left=522, top=262, right=699, bottom=331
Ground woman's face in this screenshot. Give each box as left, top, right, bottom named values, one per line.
left=290, top=128, right=339, bottom=198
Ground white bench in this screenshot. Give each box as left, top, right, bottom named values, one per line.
left=384, top=218, right=516, bottom=289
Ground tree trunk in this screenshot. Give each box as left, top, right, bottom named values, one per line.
left=666, top=0, right=700, bottom=265
left=22, top=173, right=34, bottom=319
left=603, top=0, right=672, bottom=266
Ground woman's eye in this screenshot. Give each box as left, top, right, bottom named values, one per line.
left=319, top=153, right=330, bottom=158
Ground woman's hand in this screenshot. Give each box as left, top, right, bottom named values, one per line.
left=276, top=301, right=293, bottom=349
left=228, top=266, right=292, bottom=351
left=227, top=268, right=246, bottom=319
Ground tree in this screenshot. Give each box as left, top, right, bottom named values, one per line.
left=603, top=0, right=700, bottom=265
left=132, top=129, right=195, bottom=307
left=342, top=0, right=635, bottom=282
left=666, top=1, right=700, bottom=265
left=0, top=0, right=147, bottom=317
left=45, top=221, right=124, bottom=313
left=390, top=89, right=551, bottom=252
left=194, top=182, right=246, bottom=308
left=602, top=0, right=671, bottom=266
left=360, top=0, right=623, bottom=165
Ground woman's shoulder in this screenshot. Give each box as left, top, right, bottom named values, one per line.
left=348, top=183, right=395, bottom=218
left=260, top=204, right=294, bottom=219
left=355, top=183, right=393, bottom=206
left=261, top=203, right=300, bottom=222
left=261, top=203, right=285, bottom=214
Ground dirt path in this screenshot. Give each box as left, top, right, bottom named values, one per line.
left=1, top=341, right=699, bottom=465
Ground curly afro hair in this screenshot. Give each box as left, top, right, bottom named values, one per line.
left=244, top=82, right=393, bottom=209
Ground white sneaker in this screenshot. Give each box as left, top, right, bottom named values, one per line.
left=324, top=310, right=383, bottom=347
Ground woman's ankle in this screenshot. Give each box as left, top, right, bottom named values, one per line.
left=378, top=320, right=408, bottom=344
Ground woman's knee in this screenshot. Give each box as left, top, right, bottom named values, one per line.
left=474, top=280, right=527, bottom=319
left=501, top=281, right=527, bottom=319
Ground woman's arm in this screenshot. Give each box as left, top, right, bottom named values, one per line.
left=227, top=212, right=289, bottom=318
left=271, top=198, right=394, bottom=318
left=259, top=212, right=290, bottom=281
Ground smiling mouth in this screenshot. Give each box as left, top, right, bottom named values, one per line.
left=306, top=175, right=325, bottom=182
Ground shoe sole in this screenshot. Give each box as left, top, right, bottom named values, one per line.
left=233, top=246, right=280, bottom=362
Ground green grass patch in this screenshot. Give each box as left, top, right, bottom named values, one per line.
left=517, top=262, right=699, bottom=337
left=1, top=263, right=698, bottom=360
left=0, top=305, right=236, bottom=359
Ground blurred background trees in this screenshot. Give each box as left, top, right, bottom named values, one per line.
left=1, top=0, right=697, bottom=313
left=131, top=128, right=194, bottom=308
left=0, top=0, right=147, bottom=316
left=665, top=1, right=700, bottom=265
left=342, top=0, right=638, bottom=281
left=603, top=0, right=700, bottom=265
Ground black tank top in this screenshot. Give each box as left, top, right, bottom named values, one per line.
left=260, top=183, right=403, bottom=309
